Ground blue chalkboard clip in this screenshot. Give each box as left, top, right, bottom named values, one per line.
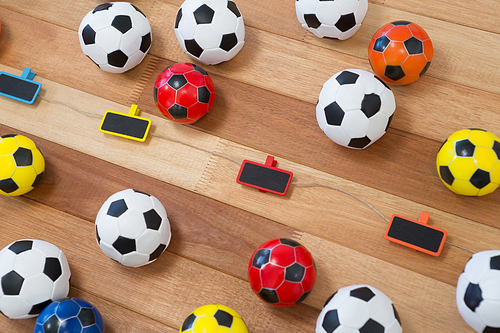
left=0, top=67, right=42, bottom=104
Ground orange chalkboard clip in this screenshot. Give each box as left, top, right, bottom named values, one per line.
left=384, top=212, right=447, bottom=257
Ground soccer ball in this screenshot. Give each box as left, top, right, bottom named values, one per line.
left=0, top=134, right=45, bottom=196
left=154, top=62, right=215, bottom=124
left=369, top=21, right=433, bottom=85
left=78, top=2, right=152, bottom=73
left=180, top=304, right=248, bottom=333
left=0, top=239, right=71, bottom=319
left=247, top=238, right=316, bottom=307
left=456, top=250, right=500, bottom=332
left=316, top=69, right=396, bottom=149
left=95, top=189, right=171, bottom=267
left=34, top=297, right=105, bottom=333
left=174, top=0, right=245, bottom=65
left=316, top=285, right=402, bottom=333
left=295, top=0, right=368, bottom=40
left=436, top=129, right=500, bottom=196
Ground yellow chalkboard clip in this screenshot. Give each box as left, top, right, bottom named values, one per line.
left=99, top=104, right=152, bottom=142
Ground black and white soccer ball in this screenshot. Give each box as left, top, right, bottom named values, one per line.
left=316, top=284, right=402, bottom=333
left=95, top=189, right=171, bottom=267
left=0, top=239, right=71, bottom=319
left=316, top=69, right=396, bottom=149
left=78, top=2, right=152, bottom=73
left=295, top=0, right=368, bottom=40
left=456, top=250, right=500, bottom=332
left=174, top=0, right=245, bottom=65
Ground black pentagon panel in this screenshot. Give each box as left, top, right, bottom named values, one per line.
left=279, top=238, right=301, bottom=247
left=373, top=35, right=390, bottom=52
left=304, top=14, right=321, bottom=29
left=168, top=104, right=189, bottom=119
left=470, top=169, right=490, bottom=189
left=93, top=3, right=113, bottom=13
left=131, top=4, right=146, bottom=17
left=0, top=179, right=19, bottom=194
left=194, top=4, right=215, bottom=24
left=336, top=71, right=359, bottom=85
left=350, top=286, right=376, bottom=302
left=404, top=36, right=423, bottom=55
left=484, top=327, right=500, bottom=333
left=464, top=283, right=482, bottom=311
left=13, top=147, right=33, bottom=166
left=175, top=8, right=182, bottom=29
left=43, top=314, right=60, bottom=333
left=252, top=249, right=271, bottom=268
left=455, top=140, right=475, bottom=157
left=348, top=137, right=371, bottom=149
left=393, top=304, right=401, bottom=324
left=220, top=33, right=238, bottom=52
left=323, top=292, right=337, bottom=308
left=133, top=189, right=150, bottom=196
left=322, top=309, right=340, bottom=333
left=43, top=258, right=62, bottom=282
left=78, top=308, right=96, bottom=326
left=198, top=86, right=211, bottom=104
left=385, top=114, right=394, bottom=132
left=227, top=1, right=241, bottom=17
left=107, top=199, right=128, bottom=217
left=439, top=166, right=454, bottom=186
left=29, top=300, right=52, bottom=315
left=9, top=240, right=33, bottom=254
left=385, top=65, right=405, bottom=81
left=32, top=172, right=44, bottom=188
left=111, top=15, right=133, bottom=34
left=140, top=33, right=152, bottom=53
left=144, top=209, right=162, bottom=230
left=149, top=244, right=166, bottom=262
left=1, top=134, right=17, bottom=138
left=154, top=86, right=159, bottom=104
left=108, top=50, right=129, bottom=68
left=96, top=225, right=101, bottom=244
left=335, top=13, right=356, bottom=32
left=492, top=141, right=500, bottom=159
left=324, top=102, right=344, bottom=126
left=113, top=236, right=136, bottom=254
left=285, top=263, right=305, bottom=282
left=2, top=271, right=24, bottom=295
left=181, top=313, right=196, bottom=331
left=214, top=309, right=233, bottom=328
left=185, top=39, right=204, bottom=58
left=361, top=94, right=381, bottom=118
left=392, top=20, right=412, bottom=26
left=82, top=25, right=96, bottom=45
left=491, top=255, right=500, bottom=270
left=296, top=290, right=311, bottom=304
left=259, top=288, right=279, bottom=303
left=191, top=64, right=207, bottom=75
left=359, top=319, right=385, bottom=333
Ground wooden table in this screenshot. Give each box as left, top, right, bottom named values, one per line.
left=1, top=0, right=499, bottom=332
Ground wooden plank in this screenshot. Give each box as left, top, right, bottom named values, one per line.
left=0, top=196, right=319, bottom=332
left=0, top=123, right=295, bottom=280
left=0, top=287, right=175, bottom=332
left=1, top=69, right=499, bottom=290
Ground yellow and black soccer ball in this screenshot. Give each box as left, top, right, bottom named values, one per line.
left=0, top=134, right=45, bottom=196
left=436, top=129, right=500, bottom=196
left=179, top=304, right=248, bottom=333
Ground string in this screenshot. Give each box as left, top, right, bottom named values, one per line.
left=38, top=97, right=477, bottom=254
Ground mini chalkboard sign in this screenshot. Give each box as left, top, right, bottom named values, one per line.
left=0, top=67, right=42, bottom=104
left=99, top=104, right=151, bottom=142
left=384, top=212, right=447, bottom=256
left=236, top=155, right=293, bottom=196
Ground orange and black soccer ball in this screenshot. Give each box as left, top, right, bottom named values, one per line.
left=368, top=21, right=433, bottom=85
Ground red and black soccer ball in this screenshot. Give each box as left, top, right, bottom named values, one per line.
left=154, top=62, right=215, bottom=124
left=248, top=238, right=316, bottom=307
